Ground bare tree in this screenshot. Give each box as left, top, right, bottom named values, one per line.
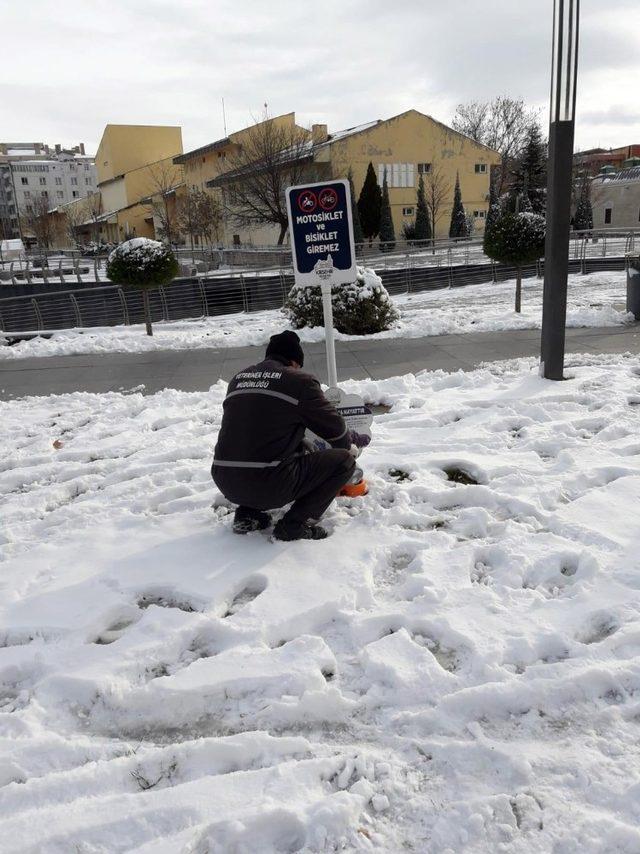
left=218, top=118, right=313, bottom=244
left=62, top=198, right=89, bottom=248
left=177, top=189, right=223, bottom=250
left=20, top=194, right=56, bottom=249
left=176, top=189, right=199, bottom=252
left=424, top=167, right=451, bottom=243
left=145, top=161, right=183, bottom=246
left=452, top=97, right=540, bottom=195
left=195, top=191, right=223, bottom=246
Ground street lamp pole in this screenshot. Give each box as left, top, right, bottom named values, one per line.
left=540, top=0, right=580, bottom=380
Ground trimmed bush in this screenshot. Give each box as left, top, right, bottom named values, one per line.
left=284, top=266, right=399, bottom=335
left=106, top=238, right=178, bottom=335
left=484, top=210, right=545, bottom=313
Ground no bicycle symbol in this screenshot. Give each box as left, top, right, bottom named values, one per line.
left=318, top=187, right=337, bottom=211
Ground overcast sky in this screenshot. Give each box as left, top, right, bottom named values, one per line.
left=4, top=0, right=640, bottom=156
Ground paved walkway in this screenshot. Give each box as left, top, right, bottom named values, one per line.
left=1, top=325, right=639, bottom=399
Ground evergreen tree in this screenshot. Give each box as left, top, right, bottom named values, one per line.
left=347, top=167, right=364, bottom=246
left=357, top=162, right=382, bottom=244
left=574, top=177, right=593, bottom=232
left=414, top=173, right=431, bottom=242
left=378, top=168, right=396, bottom=252
left=483, top=179, right=501, bottom=253
left=516, top=192, right=533, bottom=213
left=512, top=124, right=547, bottom=215
left=449, top=172, right=468, bottom=239
left=484, top=210, right=546, bottom=313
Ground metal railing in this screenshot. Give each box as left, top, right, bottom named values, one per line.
left=0, top=249, right=631, bottom=338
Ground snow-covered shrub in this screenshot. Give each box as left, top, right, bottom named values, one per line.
left=106, top=238, right=178, bottom=336
left=483, top=211, right=545, bottom=313
left=284, top=266, right=399, bottom=335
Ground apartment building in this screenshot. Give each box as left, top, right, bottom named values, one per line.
left=0, top=142, right=97, bottom=240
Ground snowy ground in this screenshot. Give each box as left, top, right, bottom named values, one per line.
left=0, top=271, right=631, bottom=360
left=2, top=353, right=640, bottom=852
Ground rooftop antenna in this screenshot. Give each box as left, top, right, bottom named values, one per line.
left=222, top=97, right=228, bottom=136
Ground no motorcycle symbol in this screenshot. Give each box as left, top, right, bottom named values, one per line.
left=297, top=187, right=338, bottom=214
left=298, top=191, right=317, bottom=213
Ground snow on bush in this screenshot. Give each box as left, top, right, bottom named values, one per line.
left=106, top=238, right=179, bottom=336
left=483, top=211, right=546, bottom=313
left=106, top=237, right=178, bottom=288
left=483, top=211, right=545, bottom=269
left=284, top=266, right=399, bottom=335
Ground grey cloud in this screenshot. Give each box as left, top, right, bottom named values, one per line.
left=3, top=0, right=639, bottom=153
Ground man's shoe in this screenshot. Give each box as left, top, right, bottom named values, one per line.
left=272, top=519, right=328, bottom=541
left=233, top=506, right=271, bottom=534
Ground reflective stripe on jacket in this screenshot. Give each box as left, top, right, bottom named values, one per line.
left=213, top=356, right=350, bottom=467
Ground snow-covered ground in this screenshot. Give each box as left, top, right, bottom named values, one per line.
left=0, top=271, right=632, bottom=360
left=2, top=353, right=640, bottom=852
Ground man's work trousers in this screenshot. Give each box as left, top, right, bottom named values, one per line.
left=212, top=448, right=355, bottom=524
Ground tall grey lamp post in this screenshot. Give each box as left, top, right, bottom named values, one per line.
left=540, top=0, right=580, bottom=380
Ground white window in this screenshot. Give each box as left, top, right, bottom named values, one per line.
left=72, top=190, right=79, bottom=198
left=378, top=163, right=415, bottom=188
left=474, top=163, right=487, bottom=174
left=56, top=191, right=64, bottom=199
left=85, top=178, right=91, bottom=186
left=417, top=163, right=432, bottom=174
left=473, top=210, right=487, bottom=219
left=402, top=206, right=415, bottom=217
left=55, top=177, right=62, bottom=185
left=21, top=177, right=28, bottom=185
left=41, top=190, right=48, bottom=197
left=39, top=177, right=46, bottom=186
left=23, top=190, right=31, bottom=198
left=71, top=177, right=78, bottom=186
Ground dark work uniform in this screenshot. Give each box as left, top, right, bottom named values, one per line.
left=212, top=355, right=356, bottom=523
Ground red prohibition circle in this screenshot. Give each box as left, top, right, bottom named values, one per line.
left=318, top=187, right=338, bottom=211
left=298, top=190, right=317, bottom=213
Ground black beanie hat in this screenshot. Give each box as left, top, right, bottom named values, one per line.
left=265, top=330, right=304, bottom=367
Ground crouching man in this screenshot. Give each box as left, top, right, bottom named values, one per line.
left=212, top=330, right=360, bottom=541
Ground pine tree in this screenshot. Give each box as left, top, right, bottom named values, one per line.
left=378, top=168, right=396, bottom=252
left=449, top=172, right=468, bottom=239
left=414, top=173, right=431, bottom=242
left=357, top=162, right=382, bottom=244
left=574, top=177, right=593, bottom=232
left=512, top=124, right=547, bottom=215
left=347, top=167, right=364, bottom=246
left=483, top=179, right=500, bottom=252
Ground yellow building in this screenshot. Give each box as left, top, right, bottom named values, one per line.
left=174, top=113, right=305, bottom=245
left=51, top=124, right=184, bottom=247
left=176, top=110, right=500, bottom=245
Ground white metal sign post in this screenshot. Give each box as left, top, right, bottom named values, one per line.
left=285, top=179, right=357, bottom=390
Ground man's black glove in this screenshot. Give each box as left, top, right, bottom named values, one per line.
left=349, top=430, right=371, bottom=448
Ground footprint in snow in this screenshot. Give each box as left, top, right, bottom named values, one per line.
left=411, top=631, right=463, bottom=673
left=137, top=588, right=203, bottom=613
left=93, top=616, right=139, bottom=645
left=222, top=576, right=267, bottom=617
left=577, top=612, right=620, bottom=645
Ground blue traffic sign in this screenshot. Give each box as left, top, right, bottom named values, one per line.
left=285, top=179, right=357, bottom=287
